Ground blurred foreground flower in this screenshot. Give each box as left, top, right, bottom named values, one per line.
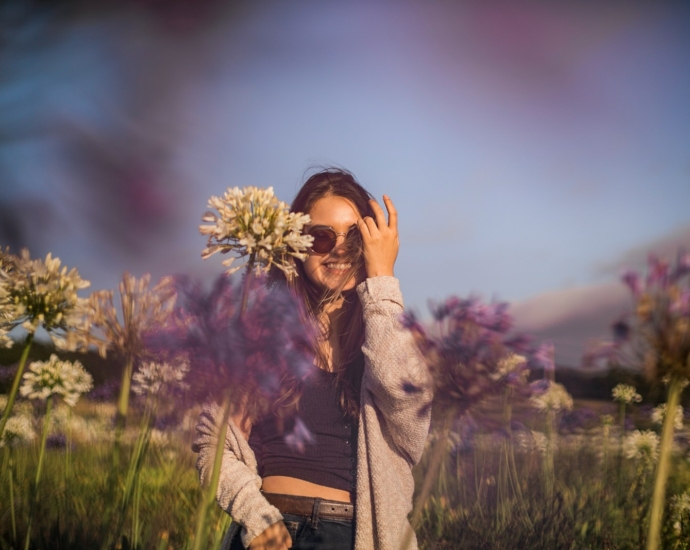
left=0, top=249, right=90, bottom=348
left=623, top=429, right=659, bottom=463
left=153, top=273, right=315, bottom=415
left=284, top=417, right=316, bottom=454
left=162, top=274, right=317, bottom=550
left=79, top=273, right=176, bottom=433
left=587, top=251, right=690, bottom=384
left=612, top=384, right=642, bottom=405
left=401, top=295, right=540, bottom=539
left=20, top=354, right=93, bottom=407
left=404, top=297, right=535, bottom=421
left=199, top=186, right=313, bottom=278
left=585, top=251, right=690, bottom=550
left=132, top=359, right=189, bottom=397
left=0, top=248, right=91, bottom=440
left=651, top=403, right=684, bottom=430
left=0, top=414, right=35, bottom=447
left=19, top=355, right=92, bottom=547
left=529, top=382, right=573, bottom=413
left=670, top=492, right=690, bottom=537
left=514, top=430, right=549, bottom=455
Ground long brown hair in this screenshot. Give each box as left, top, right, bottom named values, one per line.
left=270, top=168, right=375, bottom=420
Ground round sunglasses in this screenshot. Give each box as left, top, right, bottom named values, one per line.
left=304, top=224, right=362, bottom=254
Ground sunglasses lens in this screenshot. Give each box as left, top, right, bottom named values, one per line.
left=309, top=228, right=337, bottom=254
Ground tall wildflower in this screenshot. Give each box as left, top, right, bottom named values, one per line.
left=190, top=187, right=314, bottom=550
left=612, top=383, right=642, bottom=434
left=529, top=382, right=574, bottom=413
left=401, top=296, right=538, bottom=540
left=530, top=381, right=573, bottom=501
left=588, top=251, right=690, bottom=550
left=623, top=430, right=660, bottom=463
left=168, top=275, right=315, bottom=549
left=650, top=403, right=684, bottom=431
left=0, top=249, right=90, bottom=440
left=79, top=273, right=176, bottom=432
left=20, top=355, right=92, bottom=550
left=0, top=414, right=35, bottom=448
left=199, top=186, right=313, bottom=278
left=612, top=383, right=642, bottom=405
left=105, top=358, right=189, bottom=549
left=670, top=492, right=690, bottom=540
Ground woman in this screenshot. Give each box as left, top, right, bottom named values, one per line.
left=193, top=169, right=432, bottom=549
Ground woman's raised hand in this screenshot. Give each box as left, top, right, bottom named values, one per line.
left=357, top=195, right=399, bottom=278
left=249, top=521, right=292, bottom=549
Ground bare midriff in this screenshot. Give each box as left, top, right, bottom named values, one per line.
left=261, top=476, right=352, bottom=503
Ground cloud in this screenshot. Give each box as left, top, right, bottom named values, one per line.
left=594, top=222, right=690, bottom=276
left=511, top=282, right=630, bottom=368
left=512, top=222, right=690, bottom=368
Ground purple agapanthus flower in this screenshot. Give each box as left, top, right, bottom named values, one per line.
left=404, top=293, right=544, bottom=423
left=532, top=342, right=555, bottom=374
left=587, top=248, right=690, bottom=382
left=145, top=273, right=317, bottom=419
left=622, top=270, right=643, bottom=298
left=284, top=416, right=315, bottom=454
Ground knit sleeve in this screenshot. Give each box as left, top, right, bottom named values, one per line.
left=356, top=276, right=433, bottom=466
left=192, top=401, right=283, bottom=548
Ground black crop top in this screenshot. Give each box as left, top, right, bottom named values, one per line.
left=249, top=368, right=357, bottom=494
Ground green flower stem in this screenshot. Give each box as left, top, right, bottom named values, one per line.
left=0, top=333, right=34, bottom=441
left=192, top=396, right=234, bottom=550
left=8, top=450, right=17, bottom=545
left=239, top=255, right=256, bottom=319
left=109, top=354, right=135, bottom=488
left=24, top=394, right=53, bottom=550
left=497, top=387, right=530, bottom=528
left=617, top=402, right=626, bottom=501
left=401, top=410, right=455, bottom=550
left=646, top=376, right=683, bottom=550
left=544, top=409, right=555, bottom=502
left=116, top=356, right=135, bottom=436
left=104, top=398, right=156, bottom=550
left=65, top=408, right=72, bottom=481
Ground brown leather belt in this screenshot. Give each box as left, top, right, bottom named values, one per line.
left=262, top=492, right=354, bottom=521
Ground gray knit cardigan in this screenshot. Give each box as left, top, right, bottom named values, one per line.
left=192, top=276, right=433, bottom=549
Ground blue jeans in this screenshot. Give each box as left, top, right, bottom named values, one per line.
left=223, top=512, right=355, bottom=549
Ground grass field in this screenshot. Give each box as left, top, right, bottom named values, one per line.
left=2, top=392, right=689, bottom=550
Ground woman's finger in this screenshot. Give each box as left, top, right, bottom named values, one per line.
left=369, top=199, right=388, bottom=231
left=356, top=217, right=371, bottom=239
left=363, top=216, right=379, bottom=236
left=383, top=195, right=397, bottom=231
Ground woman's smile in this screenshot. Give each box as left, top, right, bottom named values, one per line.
left=303, top=196, right=362, bottom=292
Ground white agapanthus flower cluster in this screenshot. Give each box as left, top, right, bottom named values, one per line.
left=670, top=492, right=690, bottom=536
left=20, top=354, right=93, bottom=407
left=149, top=428, right=170, bottom=447
left=132, top=359, right=190, bottom=396
left=611, top=384, right=642, bottom=405
left=530, top=382, right=574, bottom=413
left=0, top=415, right=35, bottom=447
left=514, top=430, right=549, bottom=455
left=623, top=430, right=660, bottom=462
left=0, top=249, right=91, bottom=349
left=662, top=375, right=690, bottom=390
left=200, top=186, right=314, bottom=278
left=490, top=353, right=527, bottom=381
left=651, top=403, right=684, bottom=430
left=76, top=273, right=176, bottom=359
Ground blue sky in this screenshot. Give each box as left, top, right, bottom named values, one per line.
left=1, top=1, right=689, bottom=366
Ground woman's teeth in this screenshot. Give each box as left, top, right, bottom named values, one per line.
left=325, top=263, right=351, bottom=270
